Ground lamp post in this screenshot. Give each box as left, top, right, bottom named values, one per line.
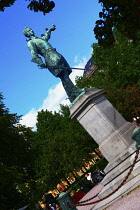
left=57, top=192, right=78, bottom=210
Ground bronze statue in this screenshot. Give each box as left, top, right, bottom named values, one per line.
left=23, top=25, right=84, bottom=103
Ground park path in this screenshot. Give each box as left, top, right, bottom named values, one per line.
left=103, top=186, right=140, bottom=210
left=77, top=182, right=140, bottom=210
left=77, top=184, right=103, bottom=210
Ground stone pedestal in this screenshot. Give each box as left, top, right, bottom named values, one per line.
left=70, top=88, right=135, bottom=162
left=70, top=88, right=139, bottom=198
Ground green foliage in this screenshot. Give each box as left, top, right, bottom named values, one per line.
left=27, top=0, right=55, bottom=15
left=94, top=0, right=140, bottom=46
left=0, top=0, right=16, bottom=12
left=76, top=31, right=140, bottom=122
left=0, top=0, right=55, bottom=15
left=105, top=84, right=140, bottom=122
left=92, top=31, right=140, bottom=88
left=32, top=105, right=98, bottom=197
left=0, top=93, right=35, bottom=209
left=89, top=158, right=108, bottom=173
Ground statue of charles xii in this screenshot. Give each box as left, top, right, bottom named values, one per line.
left=23, top=25, right=84, bottom=103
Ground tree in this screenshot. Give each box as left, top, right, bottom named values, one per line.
left=76, top=30, right=140, bottom=122
left=94, top=0, right=140, bottom=46
left=0, top=0, right=55, bottom=15
left=32, top=105, right=98, bottom=196
left=0, top=93, right=35, bottom=209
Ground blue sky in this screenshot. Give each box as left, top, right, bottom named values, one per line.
left=0, top=0, right=102, bottom=129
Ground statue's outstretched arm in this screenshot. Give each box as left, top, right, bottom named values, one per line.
left=42, top=25, right=56, bottom=42
left=27, top=41, right=46, bottom=68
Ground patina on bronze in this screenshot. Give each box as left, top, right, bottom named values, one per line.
left=23, top=25, right=84, bottom=103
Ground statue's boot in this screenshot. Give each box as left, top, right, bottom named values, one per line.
left=60, top=74, right=85, bottom=103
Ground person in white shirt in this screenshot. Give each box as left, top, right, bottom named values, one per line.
left=85, top=173, right=93, bottom=183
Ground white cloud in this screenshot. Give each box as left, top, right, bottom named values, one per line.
left=70, top=56, right=88, bottom=83
left=20, top=108, right=37, bottom=130
left=20, top=57, right=88, bottom=130
left=74, top=55, right=79, bottom=63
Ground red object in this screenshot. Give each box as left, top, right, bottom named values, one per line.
left=72, top=190, right=85, bottom=203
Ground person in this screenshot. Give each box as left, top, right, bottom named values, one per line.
left=96, top=168, right=105, bottom=176
left=95, top=168, right=105, bottom=183
left=23, top=25, right=84, bottom=103
left=85, top=173, right=93, bottom=183
left=91, top=173, right=98, bottom=183
left=49, top=203, right=56, bottom=210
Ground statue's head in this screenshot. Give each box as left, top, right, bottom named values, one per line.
left=23, top=27, right=35, bottom=37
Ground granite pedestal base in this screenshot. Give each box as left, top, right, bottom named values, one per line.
left=70, top=88, right=139, bottom=198
left=98, top=143, right=140, bottom=198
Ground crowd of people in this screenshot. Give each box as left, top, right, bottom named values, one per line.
left=85, top=168, right=105, bottom=184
